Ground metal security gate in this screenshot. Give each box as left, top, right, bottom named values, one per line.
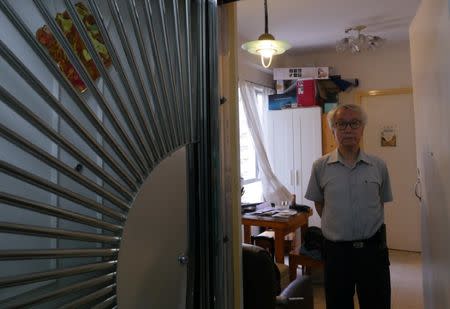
left=0, top=0, right=220, bottom=307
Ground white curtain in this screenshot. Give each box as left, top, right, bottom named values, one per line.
left=238, top=80, right=292, bottom=204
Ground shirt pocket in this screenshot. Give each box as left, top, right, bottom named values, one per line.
left=361, top=177, right=381, bottom=208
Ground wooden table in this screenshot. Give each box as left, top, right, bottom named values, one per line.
left=242, top=209, right=312, bottom=263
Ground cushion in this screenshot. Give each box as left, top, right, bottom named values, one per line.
left=275, top=263, right=290, bottom=291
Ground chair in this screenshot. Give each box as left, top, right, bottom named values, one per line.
left=289, top=250, right=324, bottom=280
left=251, top=230, right=276, bottom=258
left=251, top=231, right=292, bottom=289
left=288, top=226, right=324, bottom=281
left=251, top=230, right=296, bottom=257
left=242, top=244, right=314, bottom=309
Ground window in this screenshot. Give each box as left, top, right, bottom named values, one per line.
left=239, top=88, right=265, bottom=203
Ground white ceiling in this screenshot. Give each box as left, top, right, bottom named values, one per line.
left=236, top=0, right=421, bottom=53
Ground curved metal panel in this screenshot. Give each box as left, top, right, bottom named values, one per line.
left=117, top=147, right=187, bottom=308
left=0, top=0, right=219, bottom=307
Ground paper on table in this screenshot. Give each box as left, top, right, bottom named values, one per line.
left=256, top=201, right=271, bottom=210
left=253, top=208, right=275, bottom=215
left=272, top=209, right=297, bottom=218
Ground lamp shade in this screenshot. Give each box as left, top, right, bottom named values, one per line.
left=240, top=0, right=291, bottom=68
left=241, top=38, right=291, bottom=56
left=241, top=38, right=290, bottom=68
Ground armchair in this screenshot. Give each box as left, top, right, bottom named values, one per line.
left=242, top=244, right=314, bottom=309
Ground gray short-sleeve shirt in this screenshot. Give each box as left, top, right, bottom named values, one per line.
left=305, top=149, right=393, bottom=241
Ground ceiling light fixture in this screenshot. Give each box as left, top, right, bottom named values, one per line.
left=241, top=0, right=291, bottom=68
left=336, top=25, right=385, bottom=54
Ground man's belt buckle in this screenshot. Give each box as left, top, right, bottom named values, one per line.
left=353, top=241, right=364, bottom=248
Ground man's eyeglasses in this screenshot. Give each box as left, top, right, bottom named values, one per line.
left=334, top=120, right=362, bottom=130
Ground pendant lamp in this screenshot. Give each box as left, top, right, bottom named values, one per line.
left=241, top=0, right=291, bottom=68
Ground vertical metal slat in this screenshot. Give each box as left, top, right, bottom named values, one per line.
left=86, top=0, right=168, bottom=160
left=33, top=0, right=149, bottom=176
left=0, top=222, right=121, bottom=244
left=0, top=123, right=131, bottom=209
left=0, top=248, right=119, bottom=260
left=155, top=0, right=185, bottom=145
left=0, top=192, right=123, bottom=232
left=0, top=160, right=127, bottom=221
left=0, top=273, right=116, bottom=308
left=0, top=42, right=138, bottom=193
left=0, top=1, right=144, bottom=185
left=60, top=284, right=116, bottom=309
left=0, top=261, right=117, bottom=288
left=92, top=294, right=117, bottom=309
left=126, top=0, right=178, bottom=150
left=64, top=0, right=156, bottom=167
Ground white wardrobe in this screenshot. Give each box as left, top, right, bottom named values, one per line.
left=265, top=106, right=323, bottom=227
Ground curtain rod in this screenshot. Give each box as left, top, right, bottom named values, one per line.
left=243, top=80, right=274, bottom=90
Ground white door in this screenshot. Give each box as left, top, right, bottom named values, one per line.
left=410, top=0, right=450, bottom=307
left=292, top=107, right=322, bottom=227
left=361, top=93, right=421, bottom=252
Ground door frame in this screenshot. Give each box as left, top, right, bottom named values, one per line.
left=354, top=87, right=422, bottom=251
left=354, top=87, right=413, bottom=148
left=355, top=87, right=413, bottom=103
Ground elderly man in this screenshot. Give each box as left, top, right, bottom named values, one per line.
left=305, top=103, right=393, bottom=309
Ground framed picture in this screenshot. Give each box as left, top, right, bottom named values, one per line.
left=381, top=125, right=397, bottom=147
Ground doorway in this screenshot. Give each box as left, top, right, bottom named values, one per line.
left=357, top=89, right=421, bottom=252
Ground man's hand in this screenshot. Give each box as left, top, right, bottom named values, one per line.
left=315, top=202, right=323, bottom=217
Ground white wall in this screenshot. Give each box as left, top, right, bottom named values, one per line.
left=410, top=0, right=450, bottom=307
left=237, top=38, right=413, bottom=105
left=274, top=41, right=412, bottom=103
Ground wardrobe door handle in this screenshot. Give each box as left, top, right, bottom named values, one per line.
left=295, top=170, right=299, bottom=186
left=414, top=178, right=422, bottom=201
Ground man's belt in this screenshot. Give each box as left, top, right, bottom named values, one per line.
left=324, top=224, right=387, bottom=249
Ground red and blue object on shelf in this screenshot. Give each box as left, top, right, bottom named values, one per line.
left=268, top=87, right=298, bottom=110
left=296, top=79, right=317, bottom=107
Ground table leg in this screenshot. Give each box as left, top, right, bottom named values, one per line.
left=274, top=229, right=285, bottom=263
left=300, top=221, right=309, bottom=245
left=243, top=225, right=251, bottom=244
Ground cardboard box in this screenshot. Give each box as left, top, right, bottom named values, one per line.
left=268, top=89, right=298, bottom=110
left=273, top=67, right=329, bottom=80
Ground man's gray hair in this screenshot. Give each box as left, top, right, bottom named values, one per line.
left=327, top=103, right=368, bottom=129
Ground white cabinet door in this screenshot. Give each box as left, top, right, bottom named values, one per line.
left=267, top=110, right=295, bottom=193
left=292, top=107, right=322, bottom=227
left=267, top=107, right=322, bottom=221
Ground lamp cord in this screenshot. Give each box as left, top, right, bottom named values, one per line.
left=264, top=0, right=268, bottom=34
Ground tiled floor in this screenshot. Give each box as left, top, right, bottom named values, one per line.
left=295, top=250, right=423, bottom=309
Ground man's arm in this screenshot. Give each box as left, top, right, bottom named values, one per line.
left=314, top=202, right=323, bottom=218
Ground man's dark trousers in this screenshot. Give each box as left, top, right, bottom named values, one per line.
left=323, top=233, right=391, bottom=309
